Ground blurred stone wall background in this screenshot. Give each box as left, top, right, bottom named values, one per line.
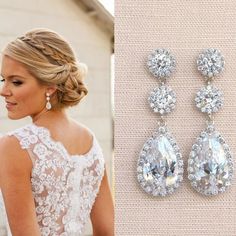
left=0, top=0, right=114, bottom=235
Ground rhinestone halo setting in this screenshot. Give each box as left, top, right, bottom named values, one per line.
left=195, top=84, right=223, bottom=113
left=148, top=85, right=176, bottom=114
left=137, top=125, right=184, bottom=197
left=147, top=49, right=176, bottom=79
left=188, top=125, right=234, bottom=195
left=197, top=48, right=225, bottom=79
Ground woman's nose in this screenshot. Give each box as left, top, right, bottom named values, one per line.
left=0, top=83, right=12, bottom=97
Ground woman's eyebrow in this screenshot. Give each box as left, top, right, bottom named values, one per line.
left=0, top=74, right=26, bottom=79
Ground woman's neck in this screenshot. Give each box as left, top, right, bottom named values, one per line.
left=31, top=108, right=69, bottom=127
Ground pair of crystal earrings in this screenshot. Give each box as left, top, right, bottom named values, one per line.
left=137, top=48, right=234, bottom=197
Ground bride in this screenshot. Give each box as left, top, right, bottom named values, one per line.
left=0, top=28, right=114, bottom=236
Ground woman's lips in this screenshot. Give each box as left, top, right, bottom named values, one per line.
left=6, top=101, right=17, bottom=109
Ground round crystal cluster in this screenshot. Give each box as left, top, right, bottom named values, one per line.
left=197, top=48, right=225, bottom=78
left=137, top=126, right=184, bottom=197
left=148, top=85, right=176, bottom=114
left=188, top=125, right=234, bottom=196
left=195, top=84, right=223, bottom=113
left=147, top=49, right=176, bottom=79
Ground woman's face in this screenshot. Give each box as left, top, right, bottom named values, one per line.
left=0, top=55, right=48, bottom=120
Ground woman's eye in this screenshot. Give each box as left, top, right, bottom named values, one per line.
left=12, top=80, right=23, bottom=86
left=0, top=79, right=5, bottom=82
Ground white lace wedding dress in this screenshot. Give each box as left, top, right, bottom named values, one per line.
left=0, top=123, right=105, bottom=236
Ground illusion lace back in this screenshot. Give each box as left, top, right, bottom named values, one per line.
left=6, top=123, right=105, bottom=236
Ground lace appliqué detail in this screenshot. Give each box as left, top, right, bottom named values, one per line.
left=8, top=124, right=105, bottom=236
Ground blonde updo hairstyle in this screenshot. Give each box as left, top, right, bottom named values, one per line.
left=3, top=28, right=88, bottom=109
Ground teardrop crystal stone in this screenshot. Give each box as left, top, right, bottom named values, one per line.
left=188, top=124, right=234, bottom=196
left=46, top=101, right=52, bottom=110
left=137, top=125, right=183, bottom=197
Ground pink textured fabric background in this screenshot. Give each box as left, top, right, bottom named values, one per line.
left=115, top=1, right=236, bottom=235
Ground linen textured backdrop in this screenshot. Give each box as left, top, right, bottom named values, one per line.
left=115, top=1, right=236, bottom=235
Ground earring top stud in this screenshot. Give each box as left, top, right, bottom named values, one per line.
left=147, top=48, right=176, bottom=79
left=197, top=48, right=225, bottom=79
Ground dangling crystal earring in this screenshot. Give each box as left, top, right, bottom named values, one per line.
left=137, top=49, right=184, bottom=197
left=46, top=92, right=52, bottom=110
left=188, top=48, right=234, bottom=196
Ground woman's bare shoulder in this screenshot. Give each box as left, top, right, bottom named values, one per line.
left=70, top=120, right=94, bottom=153
left=71, top=120, right=94, bottom=139
left=0, top=135, right=19, bottom=155
left=0, top=135, right=32, bottom=180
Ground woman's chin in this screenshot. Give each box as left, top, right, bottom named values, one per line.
left=7, top=112, right=25, bottom=120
